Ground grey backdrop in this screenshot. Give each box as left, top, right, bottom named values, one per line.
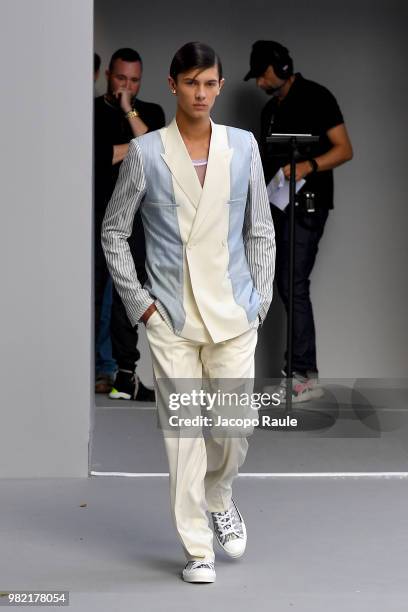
left=0, top=0, right=93, bottom=477
left=0, top=0, right=407, bottom=479
left=95, top=0, right=408, bottom=379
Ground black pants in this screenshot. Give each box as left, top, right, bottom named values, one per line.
left=95, top=212, right=147, bottom=372
left=272, top=206, right=329, bottom=374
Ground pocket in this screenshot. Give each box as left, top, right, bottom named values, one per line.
left=145, top=309, right=162, bottom=330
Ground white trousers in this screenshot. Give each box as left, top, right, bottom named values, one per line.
left=145, top=310, right=258, bottom=562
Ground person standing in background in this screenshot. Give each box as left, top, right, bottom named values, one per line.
left=94, top=48, right=165, bottom=400
left=245, top=40, right=353, bottom=402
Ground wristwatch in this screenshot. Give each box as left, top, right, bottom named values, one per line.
left=125, top=109, right=139, bottom=119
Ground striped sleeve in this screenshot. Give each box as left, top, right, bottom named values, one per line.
left=243, top=133, right=276, bottom=323
left=101, top=139, right=154, bottom=326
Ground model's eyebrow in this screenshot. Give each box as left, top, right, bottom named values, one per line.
left=182, top=77, right=219, bottom=84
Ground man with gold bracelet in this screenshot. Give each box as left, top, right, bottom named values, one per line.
left=94, top=48, right=165, bottom=400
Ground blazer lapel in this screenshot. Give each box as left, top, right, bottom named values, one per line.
left=189, top=121, right=232, bottom=240
left=160, top=118, right=202, bottom=208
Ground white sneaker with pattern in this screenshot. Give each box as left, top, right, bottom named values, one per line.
left=182, top=560, right=216, bottom=583
left=211, top=498, right=247, bottom=558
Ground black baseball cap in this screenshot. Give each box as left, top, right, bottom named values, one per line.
left=244, top=40, right=291, bottom=81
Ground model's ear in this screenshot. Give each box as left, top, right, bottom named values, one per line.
left=217, top=78, right=225, bottom=95
left=168, top=76, right=177, bottom=94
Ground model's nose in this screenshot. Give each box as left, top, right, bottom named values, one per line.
left=196, top=86, right=206, bottom=99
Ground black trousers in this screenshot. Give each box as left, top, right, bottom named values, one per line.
left=272, top=206, right=329, bottom=375
left=95, top=212, right=147, bottom=372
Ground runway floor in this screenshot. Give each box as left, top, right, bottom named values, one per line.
left=2, top=382, right=407, bottom=610
left=1, top=475, right=408, bottom=611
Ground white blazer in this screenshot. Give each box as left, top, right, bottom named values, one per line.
left=102, top=118, right=275, bottom=343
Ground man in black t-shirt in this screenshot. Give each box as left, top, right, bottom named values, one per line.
left=94, top=47, right=165, bottom=400
left=245, top=40, right=353, bottom=401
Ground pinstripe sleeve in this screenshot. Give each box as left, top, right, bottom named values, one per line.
left=243, top=133, right=276, bottom=323
left=101, top=139, right=154, bottom=326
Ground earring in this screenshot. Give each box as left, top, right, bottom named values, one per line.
left=172, top=89, right=176, bottom=94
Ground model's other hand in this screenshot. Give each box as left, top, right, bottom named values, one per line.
left=114, top=87, right=133, bottom=114
left=141, top=303, right=157, bottom=326
left=282, top=161, right=313, bottom=182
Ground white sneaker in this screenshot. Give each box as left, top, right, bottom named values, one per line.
left=264, top=370, right=324, bottom=404
left=182, top=560, right=216, bottom=583
left=211, top=498, right=247, bottom=558
left=306, top=371, right=324, bottom=399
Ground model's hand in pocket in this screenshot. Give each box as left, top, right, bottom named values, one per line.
left=141, top=303, right=157, bottom=327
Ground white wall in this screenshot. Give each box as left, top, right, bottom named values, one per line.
left=95, top=0, right=408, bottom=379
left=0, top=0, right=93, bottom=477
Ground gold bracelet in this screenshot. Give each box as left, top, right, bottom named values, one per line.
left=125, top=109, right=139, bottom=119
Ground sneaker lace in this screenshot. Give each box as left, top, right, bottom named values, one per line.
left=186, top=560, right=214, bottom=571
left=212, top=505, right=242, bottom=543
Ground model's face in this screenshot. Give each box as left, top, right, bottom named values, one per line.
left=106, top=59, right=142, bottom=98
left=169, top=65, right=224, bottom=119
left=256, top=65, right=286, bottom=95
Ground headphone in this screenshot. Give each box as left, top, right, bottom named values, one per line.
left=269, top=44, right=294, bottom=80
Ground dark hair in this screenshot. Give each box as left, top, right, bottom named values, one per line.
left=94, top=52, right=101, bottom=73
left=109, top=47, right=143, bottom=71
left=170, top=42, right=223, bottom=81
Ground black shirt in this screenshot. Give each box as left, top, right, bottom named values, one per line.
left=260, top=73, right=344, bottom=209
left=94, top=95, right=165, bottom=219
left=94, top=95, right=165, bottom=281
